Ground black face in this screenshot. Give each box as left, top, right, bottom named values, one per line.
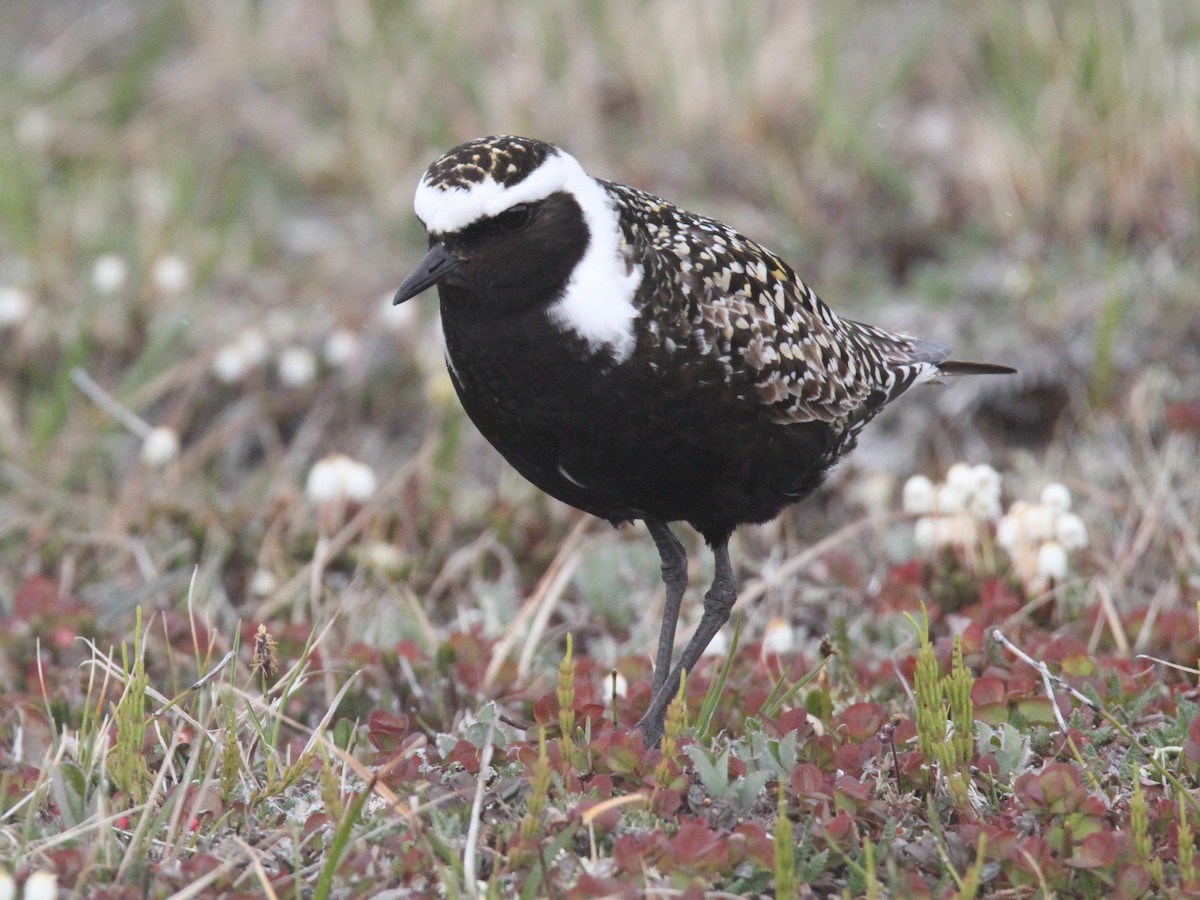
left=424, top=190, right=590, bottom=314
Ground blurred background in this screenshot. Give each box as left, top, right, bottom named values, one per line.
left=1, top=0, right=1198, bottom=659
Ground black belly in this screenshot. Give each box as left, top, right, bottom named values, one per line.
left=440, top=302, right=839, bottom=546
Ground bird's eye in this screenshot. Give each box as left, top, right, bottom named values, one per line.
left=495, top=203, right=532, bottom=231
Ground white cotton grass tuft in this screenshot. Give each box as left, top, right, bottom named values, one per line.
left=212, top=328, right=270, bottom=383
left=249, top=569, right=278, bottom=596
left=22, top=870, right=58, bottom=900
left=91, top=254, right=129, bottom=294
left=761, top=617, right=795, bottom=656
left=0, top=286, right=31, bottom=328
left=277, top=346, right=318, bottom=388
left=364, top=541, right=405, bottom=574
left=607, top=670, right=629, bottom=700
left=140, top=426, right=181, bottom=467
left=306, top=453, right=378, bottom=505
left=323, top=328, right=361, bottom=368
left=152, top=254, right=190, bottom=295
left=702, top=628, right=729, bottom=658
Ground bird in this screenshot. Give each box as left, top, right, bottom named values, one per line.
left=393, top=135, right=1014, bottom=746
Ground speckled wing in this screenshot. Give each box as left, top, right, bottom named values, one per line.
left=607, top=181, right=942, bottom=428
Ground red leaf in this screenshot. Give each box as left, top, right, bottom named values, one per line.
left=777, top=707, right=813, bottom=736
left=567, top=873, right=626, bottom=899
left=1015, top=762, right=1085, bottom=815
left=1114, top=863, right=1152, bottom=899
left=1066, top=830, right=1127, bottom=869
left=971, top=676, right=1007, bottom=707
left=613, top=833, right=656, bottom=872
left=446, top=739, right=481, bottom=774
left=791, top=763, right=830, bottom=798
left=1165, top=398, right=1200, bottom=433
left=366, top=710, right=410, bottom=752
left=821, top=810, right=855, bottom=846
left=576, top=702, right=606, bottom=725
left=670, top=819, right=723, bottom=865
left=735, top=821, right=775, bottom=869
left=572, top=798, right=621, bottom=832
left=834, top=742, right=867, bottom=776
left=532, top=692, right=557, bottom=726
left=13, top=575, right=61, bottom=620
left=835, top=702, right=887, bottom=742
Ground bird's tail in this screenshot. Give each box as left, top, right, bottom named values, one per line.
left=906, top=338, right=1016, bottom=376
left=936, top=360, right=1018, bottom=376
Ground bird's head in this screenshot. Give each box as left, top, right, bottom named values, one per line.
left=393, top=136, right=642, bottom=358
left=394, top=136, right=590, bottom=310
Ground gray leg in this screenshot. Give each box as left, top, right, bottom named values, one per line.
left=635, top=540, right=738, bottom=746
left=645, top=518, right=688, bottom=699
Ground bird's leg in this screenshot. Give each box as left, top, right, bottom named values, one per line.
left=645, top=518, right=688, bottom=699
left=635, top=540, right=738, bottom=746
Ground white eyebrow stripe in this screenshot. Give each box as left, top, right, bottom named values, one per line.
left=414, top=146, right=642, bottom=363
left=415, top=151, right=574, bottom=235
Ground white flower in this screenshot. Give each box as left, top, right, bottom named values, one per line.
left=278, top=346, right=317, bottom=388
left=970, top=464, right=1001, bottom=498
left=761, top=618, right=795, bottom=655
left=936, top=481, right=967, bottom=514
left=364, top=541, right=404, bottom=573
left=236, top=328, right=269, bottom=366
left=607, top=671, right=629, bottom=699
left=91, top=254, right=128, bottom=294
left=16, top=108, right=54, bottom=148
left=306, top=453, right=378, bottom=504
left=323, top=328, right=361, bottom=368
left=152, top=254, right=190, bottom=294
left=141, top=426, right=180, bottom=466
left=1036, top=541, right=1069, bottom=583
left=914, top=516, right=939, bottom=551
left=702, top=628, right=729, bottom=658
left=22, top=871, right=57, bottom=900
left=212, top=345, right=250, bottom=383
left=212, top=328, right=269, bottom=383
left=1040, top=483, right=1072, bottom=515
left=1021, top=503, right=1056, bottom=542
left=0, top=286, right=31, bottom=327
left=902, top=474, right=936, bottom=515
left=969, top=490, right=1002, bottom=521
left=849, top=471, right=894, bottom=515
left=968, top=464, right=1002, bottom=519
left=249, top=569, right=278, bottom=596
left=1055, top=512, right=1089, bottom=550
left=945, top=462, right=975, bottom=494
left=995, top=514, right=1021, bottom=551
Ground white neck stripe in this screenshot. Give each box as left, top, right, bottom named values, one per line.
left=414, top=145, right=642, bottom=362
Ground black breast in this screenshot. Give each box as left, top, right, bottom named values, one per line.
left=439, top=292, right=842, bottom=546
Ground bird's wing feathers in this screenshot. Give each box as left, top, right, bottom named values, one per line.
left=610, top=182, right=939, bottom=428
